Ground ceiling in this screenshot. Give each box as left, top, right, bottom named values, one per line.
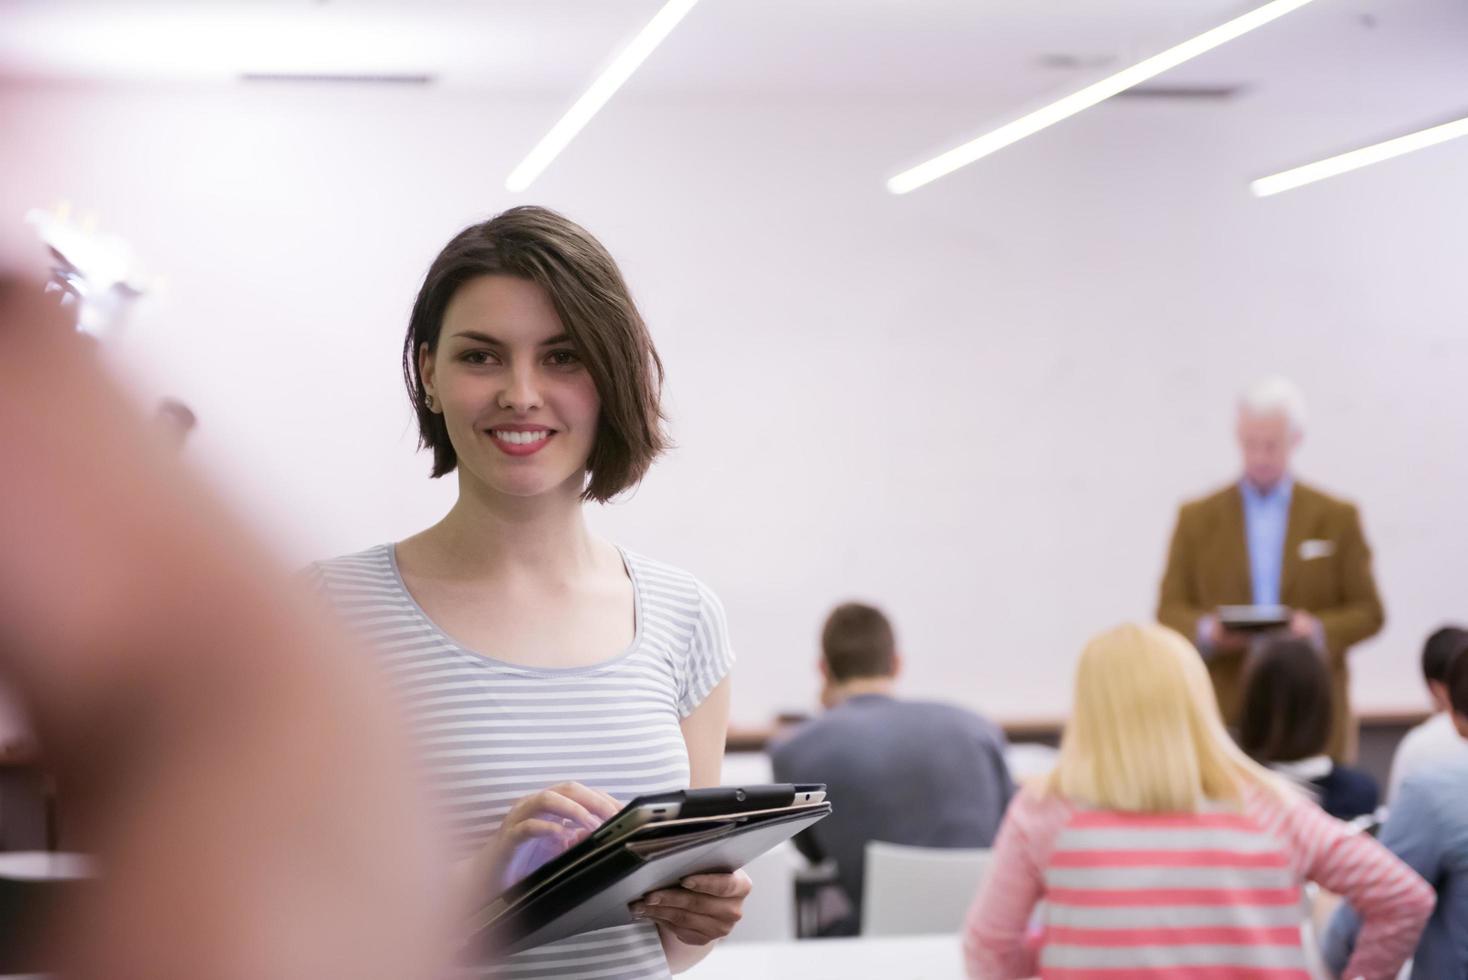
left=2, top=0, right=1465, bottom=177
left=0, top=0, right=1462, bottom=94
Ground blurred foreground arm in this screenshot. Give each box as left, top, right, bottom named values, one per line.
left=0, top=275, right=450, bottom=979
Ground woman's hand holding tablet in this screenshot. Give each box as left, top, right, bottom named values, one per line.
left=472, top=784, right=827, bottom=954
left=631, top=869, right=752, bottom=945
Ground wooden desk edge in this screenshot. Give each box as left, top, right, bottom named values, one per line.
left=728, top=709, right=1432, bottom=753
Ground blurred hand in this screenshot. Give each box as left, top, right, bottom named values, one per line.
left=1289, top=610, right=1324, bottom=645
left=1205, top=616, right=1250, bottom=653
left=632, top=869, right=752, bottom=945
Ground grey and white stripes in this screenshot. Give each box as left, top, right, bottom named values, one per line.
left=310, top=543, right=735, bottom=980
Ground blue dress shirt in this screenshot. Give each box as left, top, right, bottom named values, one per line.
left=1323, top=752, right=1468, bottom=978
left=1241, top=477, right=1293, bottom=606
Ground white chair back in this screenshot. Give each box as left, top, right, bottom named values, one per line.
left=861, top=841, right=992, bottom=936
left=725, top=841, right=799, bottom=943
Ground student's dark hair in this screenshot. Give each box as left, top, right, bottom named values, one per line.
left=401, top=206, right=667, bottom=502
left=1237, top=637, right=1333, bottom=763
left=1423, top=625, right=1468, bottom=685
left=821, top=603, right=897, bottom=682
left=1447, top=634, right=1468, bottom=717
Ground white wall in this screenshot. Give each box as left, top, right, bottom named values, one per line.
left=2, top=82, right=1465, bottom=726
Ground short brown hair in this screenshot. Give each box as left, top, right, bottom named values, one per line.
left=1237, top=637, right=1333, bottom=763
left=401, top=206, right=668, bottom=502
left=1423, top=625, right=1468, bottom=684
left=1446, top=633, right=1468, bottom=717
left=821, top=603, right=897, bottom=682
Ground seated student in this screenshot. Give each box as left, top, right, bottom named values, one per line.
left=770, top=602, right=1013, bottom=935
left=963, top=622, right=1431, bottom=980
left=1387, top=625, right=1468, bottom=802
left=1325, top=640, right=1468, bottom=979
left=1237, top=636, right=1380, bottom=820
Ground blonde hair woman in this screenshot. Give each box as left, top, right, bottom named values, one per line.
left=963, top=622, right=1430, bottom=980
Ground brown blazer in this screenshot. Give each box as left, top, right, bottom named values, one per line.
left=1157, top=480, right=1385, bottom=760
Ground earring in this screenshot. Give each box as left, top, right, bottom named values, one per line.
left=425, top=394, right=437, bottom=412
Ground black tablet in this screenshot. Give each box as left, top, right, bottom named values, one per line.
left=470, top=784, right=831, bottom=954
left=1218, top=604, right=1291, bottom=631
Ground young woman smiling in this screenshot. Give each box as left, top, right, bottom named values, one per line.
left=310, top=207, right=746, bottom=978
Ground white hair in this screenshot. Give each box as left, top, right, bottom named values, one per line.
left=1238, top=376, right=1307, bottom=435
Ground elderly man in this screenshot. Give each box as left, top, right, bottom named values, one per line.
left=1157, top=377, right=1384, bottom=760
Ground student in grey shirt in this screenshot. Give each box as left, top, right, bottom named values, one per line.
left=1324, top=641, right=1468, bottom=979
left=770, top=603, right=1013, bottom=935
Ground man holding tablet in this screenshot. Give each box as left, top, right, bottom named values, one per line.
left=1157, top=377, right=1384, bottom=760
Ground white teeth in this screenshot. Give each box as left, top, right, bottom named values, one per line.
left=493, top=429, right=549, bottom=445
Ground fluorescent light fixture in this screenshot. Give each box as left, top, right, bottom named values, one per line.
left=506, top=0, right=700, bottom=192
left=886, top=0, right=1320, bottom=195
left=0, top=6, right=481, bottom=83
left=1251, top=115, right=1468, bottom=197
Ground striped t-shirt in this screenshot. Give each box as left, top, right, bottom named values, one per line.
left=963, top=783, right=1433, bottom=980
left=309, top=543, right=735, bottom=980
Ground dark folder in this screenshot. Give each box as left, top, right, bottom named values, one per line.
left=469, top=784, right=832, bottom=955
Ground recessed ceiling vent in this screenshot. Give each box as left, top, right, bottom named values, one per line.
left=1113, top=84, right=1247, bottom=100
left=240, top=73, right=435, bottom=85
left=1037, top=54, right=1244, bottom=101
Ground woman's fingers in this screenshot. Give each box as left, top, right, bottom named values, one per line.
left=474, top=785, right=618, bottom=905
left=503, top=817, right=577, bottom=847
left=512, top=789, right=600, bottom=832
left=631, top=902, right=729, bottom=944
left=593, top=788, right=622, bottom=819
left=638, top=887, right=739, bottom=921
left=632, top=871, right=750, bottom=944
left=549, top=782, right=622, bottom=822
left=501, top=781, right=624, bottom=850
left=679, top=872, right=751, bottom=898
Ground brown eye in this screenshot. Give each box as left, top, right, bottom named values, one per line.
left=546, top=349, right=580, bottom=367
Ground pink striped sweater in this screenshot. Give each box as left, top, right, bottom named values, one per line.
left=963, top=784, right=1433, bottom=980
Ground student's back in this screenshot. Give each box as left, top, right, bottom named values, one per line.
left=1325, top=755, right=1468, bottom=979
left=1326, top=649, right=1468, bottom=980
left=1311, top=762, right=1380, bottom=819
left=970, top=782, right=1426, bottom=978
left=1267, top=754, right=1380, bottom=820
left=772, top=693, right=1012, bottom=930
left=1239, top=635, right=1380, bottom=820
left=1386, top=625, right=1468, bottom=802
left=962, top=623, right=1431, bottom=980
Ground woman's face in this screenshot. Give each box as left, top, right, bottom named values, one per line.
left=422, top=274, right=600, bottom=501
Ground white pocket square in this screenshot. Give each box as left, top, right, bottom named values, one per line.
left=1299, top=539, right=1336, bottom=560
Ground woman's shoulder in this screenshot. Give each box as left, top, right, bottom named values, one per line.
left=1239, top=777, right=1329, bottom=843
left=994, top=784, right=1077, bottom=867
left=301, top=544, right=397, bottom=598
left=1008, top=783, right=1077, bottom=829
left=621, top=548, right=725, bottom=615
